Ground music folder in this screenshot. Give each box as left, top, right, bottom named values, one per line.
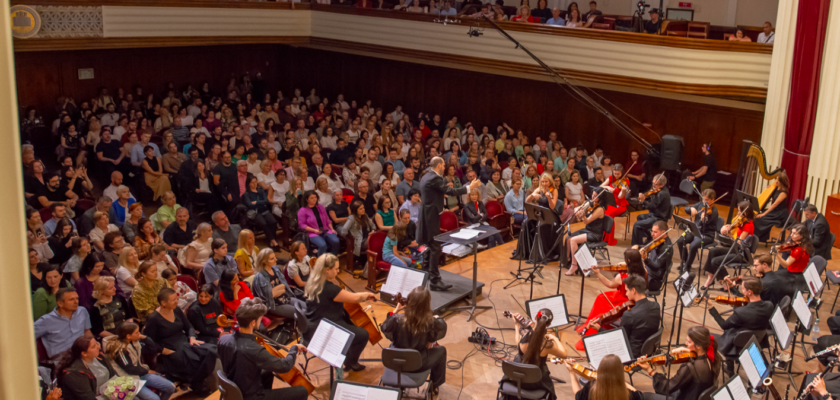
left=803, top=262, right=823, bottom=298
left=379, top=265, right=428, bottom=305
left=308, top=319, right=356, bottom=368
left=525, top=294, right=570, bottom=329
left=712, top=375, right=752, bottom=400
left=770, top=305, right=793, bottom=351
left=792, top=291, right=813, bottom=330
left=331, top=381, right=400, bottom=400
left=582, top=328, right=633, bottom=369
left=574, top=244, right=597, bottom=277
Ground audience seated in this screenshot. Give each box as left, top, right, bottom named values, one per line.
left=32, top=264, right=72, bottom=320
left=35, top=287, right=92, bottom=360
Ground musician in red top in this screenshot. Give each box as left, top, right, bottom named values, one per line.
left=774, top=223, right=814, bottom=278
left=700, top=200, right=754, bottom=290
left=600, top=163, right=630, bottom=245
left=574, top=248, right=647, bottom=350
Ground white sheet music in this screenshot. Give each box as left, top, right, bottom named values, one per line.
left=803, top=262, right=823, bottom=297
left=738, top=348, right=762, bottom=388
left=712, top=390, right=733, bottom=400
left=451, top=229, right=481, bottom=240
left=575, top=244, right=597, bottom=277
left=380, top=266, right=425, bottom=297
left=333, top=383, right=399, bottom=400
left=527, top=296, right=569, bottom=328
left=770, top=307, right=791, bottom=350
left=308, top=320, right=350, bottom=368
left=583, top=329, right=632, bottom=368
left=793, top=291, right=812, bottom=329
left=726, top=376, right=751, bottom=400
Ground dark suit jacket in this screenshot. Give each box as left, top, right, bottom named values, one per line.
left=644, top=187, right=672, bottom=222
left=465, top=200, right=488, bottom=224
left=308, top=164, right=325, bottom=180
left=713, top=300, right=774, bottom=356
left=218, top=172, right=255, bottom=204
left=807, top=213, right=832, bottom=260
left=418, top=170, right=467, bottom=245
left=619, top=297, right=661, bottom=358
left=644, top=237, right=673, bottom=291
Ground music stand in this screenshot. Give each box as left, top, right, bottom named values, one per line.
left=734, top=190, right=760, bottom=219
left=738, top=335, right=771, bottom=392
left=434, top=226, right=498, bottom=321
left=331, top=381, right=401, bottom=400
left=505, top=202, right=559, bottom=300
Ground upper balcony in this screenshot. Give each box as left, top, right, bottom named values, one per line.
left=10, top=0, right=774, bottom=103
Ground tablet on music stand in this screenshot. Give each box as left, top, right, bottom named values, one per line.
left=770, top=305, right=793, bottom=351
left=737, top=335, right=770, bottom=390
left=793, top=291, right=814, bottom=330
left=583, top=328, right=633, bottom=369
left=712, top=375, right=752, bottom=400
left=331, top=381, right=401, bottom=400
left=526, top=294, right=570, bottom=328
left=308, top=319, right=356, bottom=368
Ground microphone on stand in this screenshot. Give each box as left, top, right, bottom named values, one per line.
left=680, top=272, right=696, bottom=293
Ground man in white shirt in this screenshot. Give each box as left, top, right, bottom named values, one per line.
left=99, top=103, right=119, bottom=128
left=190, top=119, right=210, bottom=139
left=294, top=120, right=309, bottom=143
left=346, top=119, right=362, bottom=144
left=186, top=97, right=203, bottom=119
left=131, top=132, right=162, bottom=166
left=591, top=146, right=604, bottom=167
left=361, top=148, right=382, bottom=181
left=391, top=105, right=405, bottom=125
left=337, top=94, right=350, bottom=110
left=103, top=171, right=135, bottom=202
left=757, top=21, right=775, bottom=44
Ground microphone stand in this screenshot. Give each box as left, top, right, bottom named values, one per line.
left=701, top=236, right=743, bottom=327
left=665, top=274, right=693, bottom=353
left=556, top=203, right=585, bottom=326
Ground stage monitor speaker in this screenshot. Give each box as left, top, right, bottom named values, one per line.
left=660, top=135, right=684, bottom=171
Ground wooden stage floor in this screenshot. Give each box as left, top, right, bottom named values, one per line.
left=199, top=206, right=840, bottom=400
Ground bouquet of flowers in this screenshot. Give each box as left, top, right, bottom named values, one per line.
left=100, top=376, right=139, bottom=400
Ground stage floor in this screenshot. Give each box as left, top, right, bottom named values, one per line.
left=199, top=205, right=840, bottom=400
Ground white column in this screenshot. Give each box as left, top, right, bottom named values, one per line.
left=806, top=0, right=840, bottom=212
left=0, top=0, right=41, bottom=398
left=759, top=0, right=799, bottom=176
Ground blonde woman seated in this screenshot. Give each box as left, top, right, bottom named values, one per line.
left=375, top=179, right=399, bottom=211
left=234, top=229, right=258, bottom=283
left=131, top=261, right=169, bottom=322
left=89, top=211, right=119, bottom=251
left=115, top=246, right=140, bottom=296
left=251, top=248, right=300, bottom=320
left=315, top=176, right=334, bottom=208
left=181, top=222, right=213, bottom=276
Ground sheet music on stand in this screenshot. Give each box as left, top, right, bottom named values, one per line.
left=712, top=375, right=752, bottom=400
left=803, top=262, right=823, bottom=297
left=583, top=328, right=633, bottom=368
left=792, top=291, right=813, bottom=330
left=737, top=339, right=768, bottom=389
left=525, top=294, right=570, bottom=328
left=331, top=381, right=400, bottom=400
left=380, top=266, right=427, bottom=297
left=574, top=244, right=597, bottom=277
left=308, top=319, right=355, bottom=368
left=451, top=229, right=481, bottom=240
left=770, top=305, right=793, bottom=350
left=674, top=272, right=698, bottom=307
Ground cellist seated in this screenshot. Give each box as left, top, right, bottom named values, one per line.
left=579, top=275, right=660, bottom=358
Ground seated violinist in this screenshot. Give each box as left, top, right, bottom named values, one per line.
left=218, top=297, right=309, bottom=400
left=574, top=249, right=647, bottom=344
left=500, top=309, right=566, bottom=400
left=676, top=189, right=719, bottom=274
left=565, top=354, right=643, bottom=400
left=565, top=190, right=606, bottom=276
left=636, top=326, right=719, bottom=400
left=631, top=173, right=670, bottom=246
left=600, top=163, right=630, bottom=219
left=579, top=275, right=659, bottom=358
left=380, top=287, right=448, bottom=395
left=633, top=220, right=672, bottom=291
left=708, top=277, right=773, bottom=377
left=719, top=254, right=792, bottom=306
left=512, top=173, right=565, bottom=262
left=774, top=223, right=814, bottom=283
left=700, top=200, right=754, bottom=290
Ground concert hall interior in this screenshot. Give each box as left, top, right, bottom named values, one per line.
left=7, top=1, right=840, bottom=400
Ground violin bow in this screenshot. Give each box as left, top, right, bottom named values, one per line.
left=600, top=290, right=616, bottom=309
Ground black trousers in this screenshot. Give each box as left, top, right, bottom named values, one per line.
left=703, top=246, right=745, bottom=281
left=424, top=346, right=447, bottom=387
left=266, top=304, right=297, bottom=320
left=250, top=210, right=278, bottom=242
left=631, top=213, right=658, bottom=246
left=426, top=239, right=443, bottom=283
left=259, top=371, right=309, bottom=400
left=339, top=320, right=369, bottom=366
left=677, top=234, right=714, bottom=271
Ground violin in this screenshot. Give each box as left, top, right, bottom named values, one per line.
left=727, top=207, right=748, bottom=240
left=642, top=187, right=662, bottom=198
left=585, top=196, right=601, bottom=215
left=502, top=311, right=533, bottom=329
left=548, top=358, right=597, bottom=379
left=624, top=351, right=697, bottom=371
left=713, top=296, right=749, bottom=307
left=254, top=334, right=316, bottom=395
left=215, top=314, right=239, bottom=336
left=337, top=280, right=383, bottom=345
left=611, top=161, right=635, bottom=192
left=771, top=241, right=797, bottom=255
left=580, top=300, right=635, bottom=336
left=594, top=263, right=628, bottom=272
left=639, top=229, right=672, bottom=258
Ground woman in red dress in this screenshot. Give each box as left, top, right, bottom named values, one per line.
left=574, top=248, right=647, bottom=350
left=218, top=269, right=273, bottom=328
left=774, top=223, right=814, bottom=291
left=600, top=164, right=630, bottom=245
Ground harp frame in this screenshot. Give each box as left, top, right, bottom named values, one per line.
left=726, top=140, right=785, bottom=222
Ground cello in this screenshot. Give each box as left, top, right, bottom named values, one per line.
left=335, top=276, right=383, bottom=345
left=254, top=332, right=317, bottom=395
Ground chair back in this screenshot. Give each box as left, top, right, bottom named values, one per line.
left=293, top=304, right=310, bottom=336
left=687, top=21, right=710, bottom=39
left=76, top=199, right=96, bottom=213
left=779, top=295, right=791, bottom=317
left=639, top=328, right=664, bottom=358
left=591, top=22, right=614, bottom=30
left=699, top=384, right=717, bottom=400
left=812, top=255, right=828, bottom=278
left=177, top=274, right=198, bottom=291
left=501, top=361, right=544, bottom=398
left=382, top=348, right=423, bottom=372
left=367, top=231, right=388, bottom=264
left=39, top=207, right=52, bottom=224
left=603, top=216, right=614, bottom=235
left=486, top=200, right=503, bottom=218
left=217, top=370, right=244, bottom=400
left=440, top=211, right=459, bottom=233
left=732, top=330, right=766, bottom=349
left=679, top=179, right=695, bottom=196
left=341, top=188, right=355, bottom=204
left=826, top=233, right=836, bottom=259
left=716, top=217, right=725, bottom=232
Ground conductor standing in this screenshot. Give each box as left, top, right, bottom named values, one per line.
left=418, top=157, right=481, bottom=291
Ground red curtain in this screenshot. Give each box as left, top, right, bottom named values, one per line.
left=781, top=0, right=832, bottom=203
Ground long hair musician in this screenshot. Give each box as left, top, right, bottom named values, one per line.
left=700, top=200, right=754, bottom=290
left=565, top=189, right=606, bottom=276
left=565, top=354, right=643, bottom=400
left=380, top=287, right=448, bottom=394
left=635, top=326, right=720, bottom=400
left=513, top=173, right=566, bottom=263
left=501, top=309, right=567, bottom=400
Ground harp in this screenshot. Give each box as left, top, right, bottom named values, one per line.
left=727, top=140, right=784, bottom=222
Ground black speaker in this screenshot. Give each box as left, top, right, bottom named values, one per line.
left=660, top=135, right=684, bottom=171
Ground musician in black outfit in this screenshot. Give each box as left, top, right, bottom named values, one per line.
left=708, top=277, right=774, bottom=376
left=633, top=220, right=672, bottom=292
left=584, top=275, right=660, bottom=358
left=752, top=171, right=790, bottom=242
left=637, top=326, right=720, bottom=400
left=565, top=190, right=607, bottom=276
left=501, top=309, right=567, bottom=400
left=676, top=189, right=719, bottom=274
left=631, top=174, right=671, bottom=246
left=804, top=204, right=833, bottom=260
left=218, top=298, right=309, bottom=400
left=513, top=173, right=566, bottom=263
left=380, top=287, right=448, bottom=393
left=719, top=254, right=792, bottom=307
